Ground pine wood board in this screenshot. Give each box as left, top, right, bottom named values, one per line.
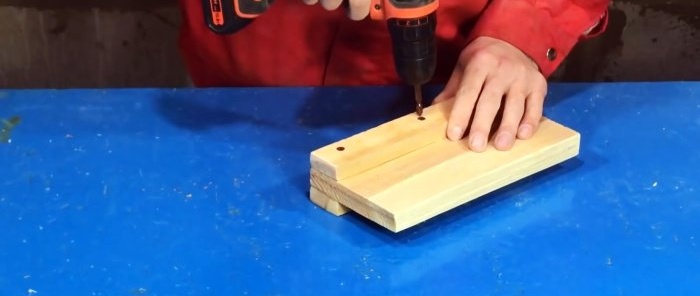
left=309, top=101, right=580, bottom=232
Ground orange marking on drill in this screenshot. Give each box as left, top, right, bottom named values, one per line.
left=210, top=0, right=224, bottom=25
left=369, top=0, right=438, bottom=20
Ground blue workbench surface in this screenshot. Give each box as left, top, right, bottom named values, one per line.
left=1, top=83, right=698, bottom=295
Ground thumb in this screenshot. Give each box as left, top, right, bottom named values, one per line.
left=432, top=69, right=462, bottom=104
left=346, top=0, right=370, bottom=20
left=319, top=0, right=343, bottom=10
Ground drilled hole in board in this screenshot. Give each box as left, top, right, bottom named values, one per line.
left=417, top=116, right=426, bottom=121
left=336, top=146, right=345, bottom=151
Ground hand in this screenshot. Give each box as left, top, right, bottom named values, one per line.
left=302, top=0, right=370, bottom=20
left=434, top=36, right=547, bottom=152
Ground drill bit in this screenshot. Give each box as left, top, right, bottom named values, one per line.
left=414, top=84, right=424, bottom=116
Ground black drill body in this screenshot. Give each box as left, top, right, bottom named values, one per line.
left=387, top=12, right=437, bottom=89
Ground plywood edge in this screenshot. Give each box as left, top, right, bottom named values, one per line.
left=309, top=186, right=351, bottom=216
left=309, top=100, right=453, bottom=181
left=310, top=154, right=338, bottom=180
left=391, top=130, right=581, bottom=232
left=310, top=169, right=397, bottom=231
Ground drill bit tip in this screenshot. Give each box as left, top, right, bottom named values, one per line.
left=414, top=84, right=424, bottom=116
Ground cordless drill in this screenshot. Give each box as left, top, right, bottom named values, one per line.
left=202, top=0, right=438, bottom=116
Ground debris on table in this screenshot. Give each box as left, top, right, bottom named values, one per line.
left=1, top=115, right=21, bottom=143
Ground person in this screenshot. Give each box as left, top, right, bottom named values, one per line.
left=177, top=0, right=610, bottom=152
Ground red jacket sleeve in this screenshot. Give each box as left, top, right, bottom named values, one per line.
left=468, top=0, right=610, bottom=78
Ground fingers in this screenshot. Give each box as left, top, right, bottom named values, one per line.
left=307, top=0, right=369, bottom=20
left=493, top=87, right=526, bottom=151
left=433, top=69, right=462, bottom=104
left=446, top=65, right=487, bottom=141
left=467, top=75, right=510, bottom=152
left=440, top=36, right=548, bottom=152
left=346, top=0, right=370, bottom=20
left=319, top=0, right=343, bottom=10
left=518, top=78, right=547, bottom=139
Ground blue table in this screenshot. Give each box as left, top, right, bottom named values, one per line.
left=1, top=83, right=698, bottom=295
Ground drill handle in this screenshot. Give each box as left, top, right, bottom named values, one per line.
left=202, top=0, right=274, bottom=34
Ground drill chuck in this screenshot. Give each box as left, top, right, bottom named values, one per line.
left=387, top=12, right=437, bottom=86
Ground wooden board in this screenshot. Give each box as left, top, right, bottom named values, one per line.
left=310, top=99, right=454, bottom=180
left=309, top=101, right=580, bottom=232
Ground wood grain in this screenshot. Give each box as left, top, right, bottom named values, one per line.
left=310, top=100, right=453, bottom=180
left=309, top=102, right=580, bottom=232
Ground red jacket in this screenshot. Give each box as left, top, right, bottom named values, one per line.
left=178, top=0, right=609, bottom=87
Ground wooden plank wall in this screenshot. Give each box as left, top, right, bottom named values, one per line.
left=0, top=0, right=188, bottom=88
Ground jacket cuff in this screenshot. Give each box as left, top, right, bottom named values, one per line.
left=467, top=0, right=609, bottom=78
